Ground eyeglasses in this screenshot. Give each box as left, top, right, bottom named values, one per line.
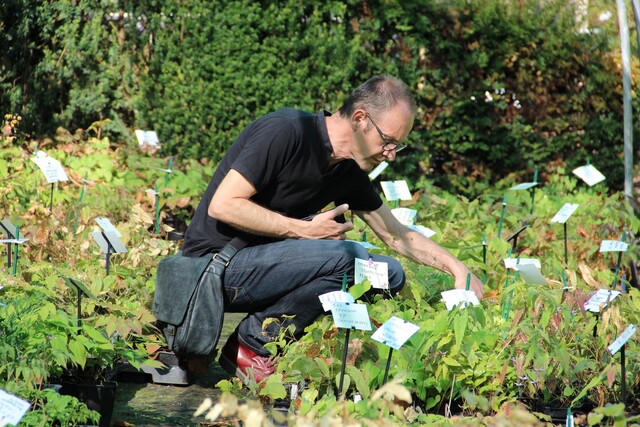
left=366, top=113, right=407, bottom=153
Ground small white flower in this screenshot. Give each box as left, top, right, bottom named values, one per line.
left=599, top=11, right=612, bottom=22
left=484, top=91, right=493, bottom=102
left=500, top=88, right=505, bottom=95
left=470, top=96, right=476, bottom=101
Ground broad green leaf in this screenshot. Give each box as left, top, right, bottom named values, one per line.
left=314, top=357, right=330, bottom=377
left=68, top=339, right=87, bottom=368
left=453, top=314, right=468, bottom=348
left=259, top=375, right=287, bottom=399
left=442, top=356, right=461, bottom=367
left=346, top=365, right=369, bottom=399
left=349, top=280, right=371, bottom=300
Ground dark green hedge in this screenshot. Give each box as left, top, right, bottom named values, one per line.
left=1, top=0, right=635, bottom=196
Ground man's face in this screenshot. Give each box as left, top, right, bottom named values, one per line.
left=352, top=103, right=414, bottom=171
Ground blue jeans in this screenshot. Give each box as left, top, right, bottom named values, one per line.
left=222, top=239, right=405, bottom=356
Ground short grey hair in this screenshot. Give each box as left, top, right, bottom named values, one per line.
left=338, top=75, right=417, bottom=118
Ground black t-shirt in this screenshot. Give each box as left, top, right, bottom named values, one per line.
left=182, top=109, right=383, bottom=256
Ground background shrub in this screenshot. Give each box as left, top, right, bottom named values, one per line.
left=1, top=0, right=635, bottom=197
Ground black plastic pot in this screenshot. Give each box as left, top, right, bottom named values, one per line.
left=59, top=381, right=117, bottom=427
left=536, top=402, right=594, bottom=424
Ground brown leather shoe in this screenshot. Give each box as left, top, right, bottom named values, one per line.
left=219, top=333, right=275, bottom=384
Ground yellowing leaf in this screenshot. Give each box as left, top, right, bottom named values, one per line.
left=443, top=356, right=461, bottom=367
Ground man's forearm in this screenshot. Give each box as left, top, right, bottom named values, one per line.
left=209, top=197, right=302, bottom=239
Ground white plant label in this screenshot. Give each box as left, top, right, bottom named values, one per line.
left=503, top=258, right=541, bottom=270
left=514, top=263, right=547, bottom=285
left=551, top=203, right=579, bottom=224
left=354, top=258, right=388, bottom=289
left=407, top=224, right=437, bottom=238
left=30, top=152, right=68, bottom=184
left=91, top=231, right=128, bottom=254
left=0, top=388, right=30, bottom=427
left=441, top=289, right=480, bottom=311
left=584, top=289, right=621, bottom=313
left=572, top=164, right=605, bottom=186
left=391, top=208, right=418, bottom=225
left=135, top=129, right=160, bottom=147
left=368, top=161, right=389, bottom=180
left=608, top=324, right=636, bottom=355
left=371, top=316, right=420, bottom=350
left=599, top=240, right=629, bottom=252
left=95, top=217, right=122, bottom=237
left=380, top=180, right=412, bottom=201
left=151, top=166, right=173, bottom=173
left=318, top=291, right=355, bottom=312
left=330, top=302, right=372, bottom=331
left=0, top=238, right=29, bottom=245
left=509, top=182, right=538, bottom=190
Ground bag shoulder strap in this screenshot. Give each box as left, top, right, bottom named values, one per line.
left=214, top=236, right=247, bottom=265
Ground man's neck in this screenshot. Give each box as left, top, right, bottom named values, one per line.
left=325, top=113, right=353, bottom=165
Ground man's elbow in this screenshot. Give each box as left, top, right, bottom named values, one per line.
left=207, top=199, right=228, bottom=220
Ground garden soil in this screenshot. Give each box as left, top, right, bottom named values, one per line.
left=111, top=313, right=245, bottom=427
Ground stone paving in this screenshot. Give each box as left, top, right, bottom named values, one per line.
left=111, top=313, right=244, bottom=426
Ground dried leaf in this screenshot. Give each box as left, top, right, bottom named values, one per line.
left=607, top=366, right=617, bottom=387
left=578, top=262, right=600, bottom=289
left=176, top=196, right=191, bottom=208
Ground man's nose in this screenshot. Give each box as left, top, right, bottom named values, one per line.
left=384, top=149, right=397, bottom=162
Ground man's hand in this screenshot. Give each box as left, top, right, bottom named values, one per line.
left=307, top=204, right=354, bottom=240
left=454, top=271, right=484, bottom=299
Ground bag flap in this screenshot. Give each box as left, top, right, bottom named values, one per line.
left=153, top=252, right=212, bottom=325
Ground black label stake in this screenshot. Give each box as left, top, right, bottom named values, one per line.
left=101, top=231, right=114, bottom=275
left=338, top=328, right=352, bottom=398
left=382, top=347, right=394, bottom=385
left=49, top=182, right=55, bottom=212
left=563, top=222, right=568, bottom=265
left=621, top=344, right=627, bottom=407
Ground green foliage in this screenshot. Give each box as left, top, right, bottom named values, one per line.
left=1, top=0, right=634, bottom=196
left=3, top=75, right=640, bottom=422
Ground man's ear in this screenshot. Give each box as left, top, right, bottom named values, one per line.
left=351, top=110, right=366, bottom=131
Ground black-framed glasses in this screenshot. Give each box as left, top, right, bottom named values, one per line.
left=366, top=113, right=407, bottom=153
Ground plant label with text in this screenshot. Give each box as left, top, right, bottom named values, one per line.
left=441, top=289, right=480, bottom=311
left=572, top=164, right=605, bottom=186
left=608, top=324, right=636, bottom=355
left=91, top=231, right=127, bottom=254
left=355, top=258, right=388, bottom=289
left=599, top=240, right=629, bottom=252
left=0, top=388, right=30, bottom=427
left=551, top=203, right=579, bottom=224
left=391, top=208, right=417, bottom=225
left=318, top=291, right=355, bottom=312
left=330, top=302, right=372, bottom=331
left=135, top=129, right=160, bottom=148
left=95, top=217, right=123, bottom=237
left=380, top=180, right=412, bottom=201
left=371, top=316, right=420, bottom=350
left=30, top=151, right=68, bottom=184
left=585, top=289, right=621, bottom=313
